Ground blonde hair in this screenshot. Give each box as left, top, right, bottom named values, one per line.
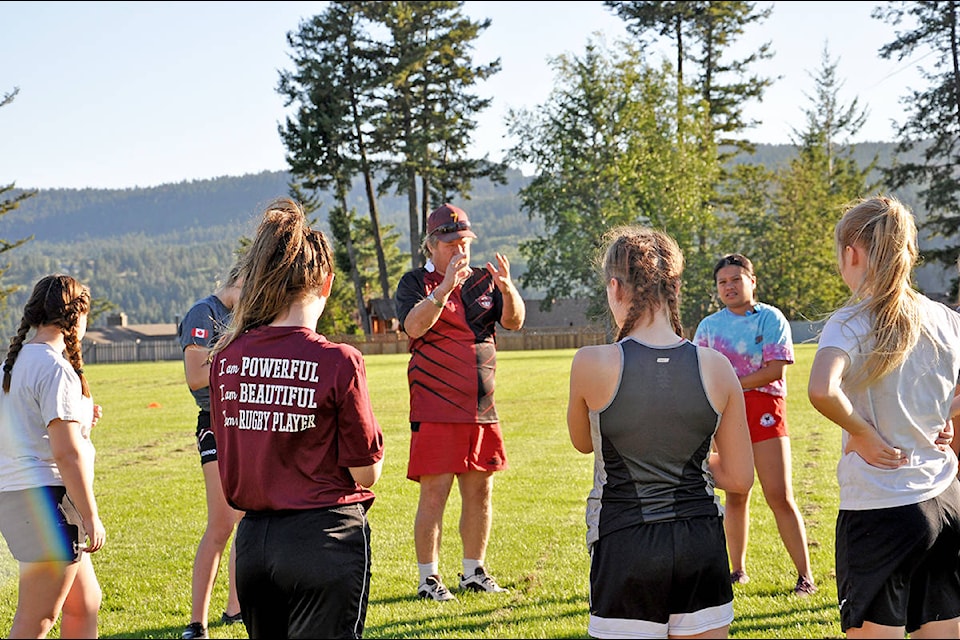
left=212, top=197, right=334, bottom=354
left=420, top=234, right=438, bottom=261
left=3, top=274, right=91, bottom=396
left=834, top=195, right=923, bottom=388
left=601, top=225, right=684, bottom=341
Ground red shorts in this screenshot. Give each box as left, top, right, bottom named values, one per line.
left=407, top=422, right=508, bottom=482
left=744, top=390, right=789, bottom=443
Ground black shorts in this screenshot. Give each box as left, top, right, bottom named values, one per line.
left=836, top=479, right=960, bottom=632
left=235, top=503, right=372, bottom=639
left=0, top=485, right=85, bottom=562
left=195, top=410, right=218, bottom=465
left=588, top=516, right=734, bottom=637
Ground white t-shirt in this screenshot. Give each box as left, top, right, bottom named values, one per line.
left=0, top=343, right=94, bottom=492
left=817, top=296, right=960, bottom=510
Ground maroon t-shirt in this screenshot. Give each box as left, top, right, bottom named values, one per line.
left=209, top=325, right=384, bottom=512
left=395, top=266, right=504, bottom=424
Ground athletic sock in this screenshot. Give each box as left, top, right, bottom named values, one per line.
left=418, top=561, right=439, bottom=584
left=463, top=558, right=482, bottom=575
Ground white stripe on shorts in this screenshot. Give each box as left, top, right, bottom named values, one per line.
left=588, top=601, right=733, bottom=638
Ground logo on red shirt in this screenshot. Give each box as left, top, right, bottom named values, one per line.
left=478, top=295, right=493, bottom=310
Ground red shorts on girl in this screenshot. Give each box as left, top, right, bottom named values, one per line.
left=744, top=390, right=789, bottom=443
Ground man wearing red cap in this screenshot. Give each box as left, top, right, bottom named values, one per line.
left=395, top=203, right=526, bottom=601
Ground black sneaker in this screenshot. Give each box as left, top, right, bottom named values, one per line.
left=221, top=611, right=242, bottom=625
left=458, top=566, right=507, bottom=593
left=181, top=622, right=208, bottom=639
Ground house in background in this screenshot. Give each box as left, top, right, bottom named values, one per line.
left=83, top=313, right=180, bottom=363
left=523, top=298, right=598, bottom=329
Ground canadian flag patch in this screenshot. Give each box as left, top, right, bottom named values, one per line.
left=191, top=328, right=208, bottom=339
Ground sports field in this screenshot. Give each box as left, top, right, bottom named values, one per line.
left=0, top=345, right=844, bottom=638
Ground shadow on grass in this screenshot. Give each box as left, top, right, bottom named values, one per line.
left=732, top=599, right=840, bottom=639
left=366, top=591, right=589, bottom=639
left=104, top=618, right=245, bottom=640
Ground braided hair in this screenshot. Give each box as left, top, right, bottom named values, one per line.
left=601, top=225, right=685, bottom=341
left=3, top=274, right=92, bottom=396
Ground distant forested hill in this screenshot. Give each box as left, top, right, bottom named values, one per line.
left=0, top=167, right=538, bottom=336
left=0, top=141, right=944, bottom=338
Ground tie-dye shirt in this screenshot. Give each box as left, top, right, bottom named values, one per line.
left=692, top=302, right=794, bottom=398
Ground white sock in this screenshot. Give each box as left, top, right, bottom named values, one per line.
left=418, top=561, right=439, bottom=584
left=463, top=558, right=482, bottom=576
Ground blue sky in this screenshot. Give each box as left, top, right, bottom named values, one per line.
left=1, top=1, right=930, bottom=190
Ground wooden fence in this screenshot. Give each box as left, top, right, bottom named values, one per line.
left=83, top=339, right=184, bottom=364
left=80, top=319, right=824, bottom=365
left=81, top=327, right=610, bottom=364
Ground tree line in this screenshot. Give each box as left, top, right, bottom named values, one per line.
left=274, top=1, right=960, bottom=333
left=4, top=1, right=960, bottom=338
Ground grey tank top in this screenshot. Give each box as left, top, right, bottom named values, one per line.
left=585, top=337, right=723, bottom=548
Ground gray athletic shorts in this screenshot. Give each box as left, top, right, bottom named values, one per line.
left=836, top=479, right=960, bottom=632
left=0, top=485, right=84, bottom=562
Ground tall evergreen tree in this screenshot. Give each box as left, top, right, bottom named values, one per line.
left=726, top=47, right=874, bottom=321
left=278, top=1, right=393, bottom=308
left=874, top=1, right=960, bottom=270
left=365, top=1, right=507, bottom=269
left=0, top=87, right=35, bottom=308
left=603, top=0, right=774, bottom=156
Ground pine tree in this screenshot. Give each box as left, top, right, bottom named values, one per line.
left=0, top=87, right=35, bottom=309
left=874, top=2, right=960, bottom=270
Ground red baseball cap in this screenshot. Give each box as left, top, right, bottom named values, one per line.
left=426, top=203, right=477, bottom=242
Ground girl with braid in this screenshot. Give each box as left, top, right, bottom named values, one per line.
left=808, top=196, right=960, bottom=638
left=0, top=274, right=105, bottom=638
left=209, top=198, right=384, bottom=639
left=567, top=226, right=754, bottom=639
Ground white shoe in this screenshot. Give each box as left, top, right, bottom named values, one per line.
left=458, top=566, right=507, bottom=593
left=418, top=574, right=456, bottom=601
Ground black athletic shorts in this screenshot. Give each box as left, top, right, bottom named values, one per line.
left=588, top=516, right=734, bottom=637
left=836, top=479, right=960, bottom=633
left=235, top=503, right=373, bottom=639
left=195, top=409, right=218, bottom=465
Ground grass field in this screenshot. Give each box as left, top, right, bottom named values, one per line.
left=0, top=344, right=844, bottom=639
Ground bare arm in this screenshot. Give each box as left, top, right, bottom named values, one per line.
left=567, top=349, right=595, bottom=454
left=808, top=346, right=906, bottom=469
left=739, top=359, right=787, bottom=390
left=183, top=344, right=210, bottom=391
left=700, top=348, right=754, bottom=493
left=350, top=458, right=384, bottom=488
left=48, top=419, right=106, bottom=552
left=950, top=383, right=960, bottom=421
left=567, top=344, right=620, bottom=454
left=942, top=384, right=960, bottom=458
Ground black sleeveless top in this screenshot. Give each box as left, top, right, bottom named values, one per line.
left=585, top=338, right=723, bottom=547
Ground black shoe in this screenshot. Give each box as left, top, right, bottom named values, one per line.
left=181, top=622, right=208, bottom=639
left=221, top=611, right=243, bottom=625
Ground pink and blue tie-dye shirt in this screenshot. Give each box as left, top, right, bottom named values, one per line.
left=692, top=302, right=794, bottom=398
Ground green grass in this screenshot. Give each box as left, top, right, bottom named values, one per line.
left=0, top=345, right=844, bottom=638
